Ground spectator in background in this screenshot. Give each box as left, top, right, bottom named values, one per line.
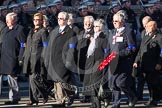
left=0, top=6, right=8, bottom=22
left=122, top=0, right=138, bottom=43
left=19, top=1, right=32, bottom=36
left=8, top=0, right=17, bottom=5
left=54, top=0, right=63, bottom=15
left=106, top=1, right=121, bottom=30
left=28, top=0, right=37, bottom=8
left=76, top=5, right=89, bottom=30
left=43, top=15, right=53, bottom=34
left=71, top=0, right=80, bottom=6
left=0, top=0, right=8, bottom=6
left=95, top=0, right=102, bottom=6
left=38, top=4, right=49, bottom=17
left=8, top=3, right=21, bottom=25
left=48, top=3, right=58, bottom=28
left=68, top=13, right=80, bottom=35
left=151, top=0, right=162, bottom=28
left=139, top=3, right=154, bottom=32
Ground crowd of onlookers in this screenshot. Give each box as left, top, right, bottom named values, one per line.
left=0, top=0, right=162, bottom=108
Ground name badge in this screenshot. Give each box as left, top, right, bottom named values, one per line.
left=116, top=37, right=123, bottom=42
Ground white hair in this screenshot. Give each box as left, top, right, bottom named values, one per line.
left=6, top=12, right=17, bottom=22
left=58, top=11, right=69, bottom=20
left=94, top=18, right=105, bottom=30
left=113, top=13, right=125, bottom=23
left=84, top=16, right=94, bottom=24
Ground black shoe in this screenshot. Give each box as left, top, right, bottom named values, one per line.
left=66, top=97, right=74, bottom=106
left=43, top=98, right=48, bottom=104
left=5, top=100, right=18, bottom=105
left=128, top=97, right=137, bottom=108
left=111, top=104, right=120, bottom=108
left=104, top=99, right=110, bottom=107
left=144, top=100, right=158, bottom=106
left=26, top=101, right=38, bottom=106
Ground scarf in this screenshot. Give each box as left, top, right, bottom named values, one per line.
left=87, top=32, right=101, bottom=58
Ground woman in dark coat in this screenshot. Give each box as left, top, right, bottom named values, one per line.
left=76, top=19, right=108, bottom=108
left=23, top=13, right=48, bottom=105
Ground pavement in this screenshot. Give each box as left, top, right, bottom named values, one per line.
left=0, top=80, right=162, bottom=108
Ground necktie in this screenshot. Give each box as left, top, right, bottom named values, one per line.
left=59, top=28, right=62, bottom=33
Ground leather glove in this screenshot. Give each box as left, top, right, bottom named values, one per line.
left=132, top=67, right=138, bottom=78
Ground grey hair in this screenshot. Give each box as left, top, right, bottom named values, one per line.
left=58, top=11, right=69, bottom=20
left=43, top=15, right=49, bottom=21
left=6, top=12, right=17, bottom=22
left=84, top=16, right=94, bottom=24
left=94, top=18, right=105, bottom=29
left=113, top=13, right=125, bottom=23
left=116, top=10, right=128, bottom=20
left=68, top=13, right=73, bottom=20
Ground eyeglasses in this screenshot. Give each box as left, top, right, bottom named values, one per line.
left=94, top=26, right=100, bottom=27
left=33, top=19, right=41, bottom=21
left=58, top=17, right=65, bottom=20
left=113, top=20, right=120, bottom=23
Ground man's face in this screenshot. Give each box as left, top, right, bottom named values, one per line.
left=146, top=21, right=156, bottom=34
left=84, top=18, right=93, bottom=30
left=57, top=13, right=67, bottom=26
left=6, top=16, right=15, bottom=27
left=12, top=7, right=20, bottom=14
left=1, top=10, right=8, bottom=17
left=40, top=8, right=47, bottom=15
left=80, top=9, right=88, bottom=16
left=112, top=5, right=120, bottom=13
left=113, top=15, right=122, bottom=29
left=125, top=1, right=131, bottom=7
left=33, top=16, right=42, bottom=27
left=49, top=6, right=57, bottom=14
left=22, top=5, right=28, bottom=12
left=142, top=19, right=149, bottom=29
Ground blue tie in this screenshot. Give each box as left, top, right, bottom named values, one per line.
left=59, top=28, right=62, bottom=33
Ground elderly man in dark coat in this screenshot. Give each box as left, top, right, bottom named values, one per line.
left=133, top=21, right=162, bottom=107
left=0, top=12, right=26, bottom=104
left=45, top=11, right=76, bottom=106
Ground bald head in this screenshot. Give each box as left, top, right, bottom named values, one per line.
left=142, top=16, right=152, bottom=29
left=146, top=20, right=157, bottom=34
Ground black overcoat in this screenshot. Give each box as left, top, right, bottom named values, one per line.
left=76, top=32, right=107, bottom=95
left=45, top=25, right=76, bottom=83
left=135, top=30, right=162, bottom=72
left=0, top=24, right=26, bottom=75
left=108, top=28, right=135, bottom=75
left=23, top=27, right=48, bottom=74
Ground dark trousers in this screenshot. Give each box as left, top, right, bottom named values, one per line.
left=144, top=70, right=161, bottom=101
left=29, top=73, right=48, bottom=103
left=136, top=72, right=145, bottom=99
left=110, top=72, right=136, bottom=106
